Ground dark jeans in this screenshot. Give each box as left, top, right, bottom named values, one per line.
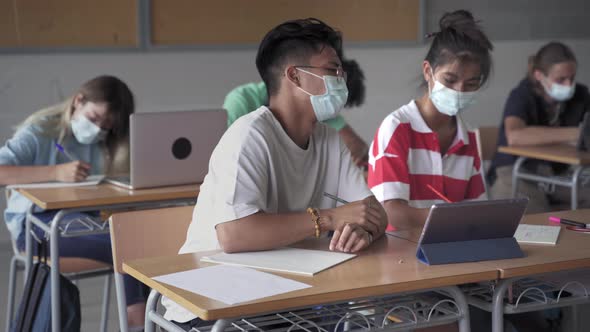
left=16, top=210, right=149, bottom=305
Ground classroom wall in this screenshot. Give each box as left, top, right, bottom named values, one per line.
left=1, top=39, right=589, bottom=245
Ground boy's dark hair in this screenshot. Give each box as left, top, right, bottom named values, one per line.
left=342, top=59, right=366, bottom=108
left=256, top=18, right=343, bottom=97
left=424, top=10, right=493, bottom=86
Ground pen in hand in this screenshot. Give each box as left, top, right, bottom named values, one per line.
left=54, top=143, right=90, bottom=182
left=54, top=143, right=77, bottom=161
left=323, top=192, right=350, bottom=204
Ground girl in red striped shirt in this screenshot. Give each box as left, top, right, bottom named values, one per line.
left=368, top=10, right=492, bottom=230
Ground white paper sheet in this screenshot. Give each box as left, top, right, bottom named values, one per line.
left=514, top=224, right=561, bottom=245
left=153, top=265, right=311, bottom=305
left=201, top=247, right=356, bottom=276
left=7, top=174, right=104, bottom=189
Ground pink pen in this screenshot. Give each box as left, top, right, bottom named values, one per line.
left=427, top=184, right=453, bottom=203
left=549, top=216, right=589, bottom=229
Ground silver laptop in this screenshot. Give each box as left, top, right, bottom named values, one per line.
left=418, top=198, right=529, bottom=246
left=106, top=109, right=226, bottom=189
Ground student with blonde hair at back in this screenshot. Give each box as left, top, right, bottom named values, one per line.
left=0, top=75, right=148, bottom=330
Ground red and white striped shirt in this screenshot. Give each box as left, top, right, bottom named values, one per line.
left=368, top=100, right=486, bottom=212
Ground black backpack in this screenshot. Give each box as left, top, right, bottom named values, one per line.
left=12, top=240, right=81, bottom=332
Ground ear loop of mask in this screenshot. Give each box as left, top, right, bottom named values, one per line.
left=295, top=68, right=325, bottom=97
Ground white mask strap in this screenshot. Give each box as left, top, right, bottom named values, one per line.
left=296, top=68, right=324, bottom=80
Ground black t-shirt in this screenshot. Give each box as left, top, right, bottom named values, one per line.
left=489, top=78, right=590, bottom=179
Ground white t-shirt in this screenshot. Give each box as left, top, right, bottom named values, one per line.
left=163, top=106, right=371, bottom=322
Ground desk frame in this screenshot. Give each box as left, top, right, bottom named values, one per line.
left=511, top=156, right=588, bottom=210
left=143, top=286, right=473, bottom=332
left=24, top=197, right=197, bottom=332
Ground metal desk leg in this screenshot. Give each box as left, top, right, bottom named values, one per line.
left=211, top=319, right=233, bottom=332
left=492, top=278, right=518, bottom=332
left=442, top=285, right=471, bottom=332
left=571, top=166, right=584, bottom=210
left=145, top=289, right=160, bottom=332
left=512, top=157, right=526, bottom=199
left=145, top=290, right=185, bottom=332
left=50, top=210, right=67, bottom=332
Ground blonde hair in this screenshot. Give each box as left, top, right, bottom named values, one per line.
left=15, top=75, right=134, bottom=175
left=17, top=99, right=73, bottom=142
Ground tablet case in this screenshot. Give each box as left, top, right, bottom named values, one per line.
left=416, top=198, right=528, bottom=265
left=417, top=237, right=523, bottom=265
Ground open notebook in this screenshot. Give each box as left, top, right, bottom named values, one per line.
left=201, top=247, right=356, bottom=276
left=514, top=224, right=561, bottom=245
left=6, top=175, right=104, bottom=190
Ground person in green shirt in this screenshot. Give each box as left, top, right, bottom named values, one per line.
left=223, top=59, right=369, bottom=167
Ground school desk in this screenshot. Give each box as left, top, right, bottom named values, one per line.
left=498, top=144, right=590, bottom=210
left=124, top=236, right=501, bottom=332
left=475, top=209, right=590, bottom=332
left=390, top=208, right=590, bottom=332
left=17, top=183, right=199, bottom=332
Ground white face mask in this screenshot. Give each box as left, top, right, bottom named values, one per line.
left=296, top=68, right=349, bottom=122
left=71, top=115, right=108, bottom=145
left=429, top=69, right=478, bottom=117
left=543, top=78, right=576, bottom=102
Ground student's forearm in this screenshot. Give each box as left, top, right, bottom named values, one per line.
left=216, top=211, right=326, bottom=253
left=382, top=199, right=429, bottom=229
left=506, top=126, right=579, bottom=146
left=0, top=165, right=57, bottom=185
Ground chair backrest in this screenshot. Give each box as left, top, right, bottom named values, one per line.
left=109, top=205, right=193, bottom=274
left=475, top=126, right=499, bottom=200
left=475, top=126, right=499, bottom=162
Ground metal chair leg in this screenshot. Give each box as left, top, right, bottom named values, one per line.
left=115, top=272, right=129, bottom=332
left=100, top=274, right=113, bottom=332
left=6, top=255, right=23, bottom=332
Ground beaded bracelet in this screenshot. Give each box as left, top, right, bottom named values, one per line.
left=306, top=207, right=321, bottom=238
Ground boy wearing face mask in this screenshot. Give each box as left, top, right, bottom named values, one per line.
left=163, top=18, right=388, bottom=327
left=0, top=76, right=150, bottom=329
left=222, top=58, right=369, bottom=167
left=368, top=10, right=491, bottom=230
left=489, top=42, right=590, bottom=213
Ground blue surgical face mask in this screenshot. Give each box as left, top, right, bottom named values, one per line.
left=543, top=77, right=576, bottom=102
left=296, top=68, right=349, bottom=122
left=429, top=68, right=478, bottom=116
left=71, top=115, right=108, bottom=145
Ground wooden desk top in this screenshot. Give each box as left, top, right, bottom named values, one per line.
left=479, top=209, right=590, bottom=278
left=388, top=209, right=590, bottom=279
left=18, top=183, right=199, bottom=210
left=124, top=236, right=498, bottom=321
left=498, top=144, right=590, bottom=165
